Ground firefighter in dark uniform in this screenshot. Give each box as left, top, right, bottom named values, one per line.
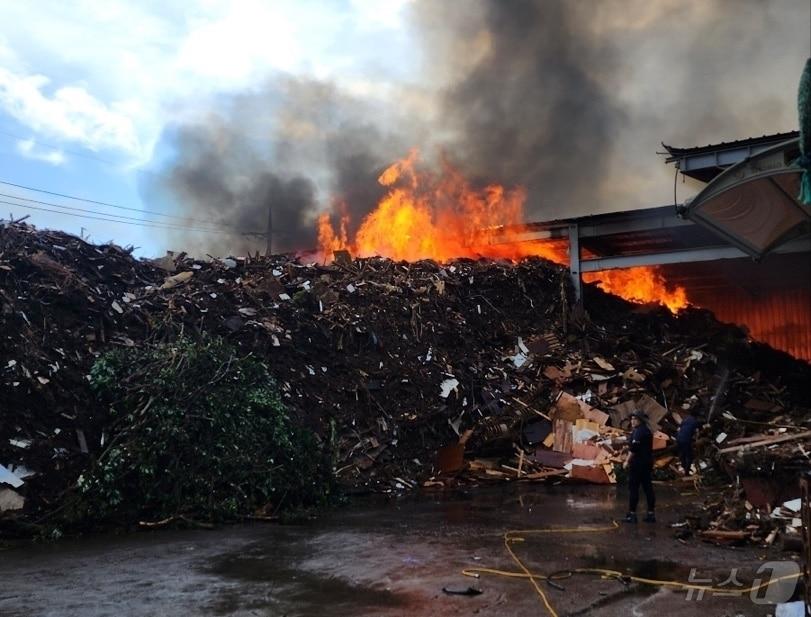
left=676, top=411, right=701, bottom=475
left=624, top=410, right=656, bottom=523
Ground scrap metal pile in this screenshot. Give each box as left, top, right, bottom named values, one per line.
left=1, top=221, right=810, bottom=532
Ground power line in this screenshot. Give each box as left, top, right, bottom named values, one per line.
left=1, top=200, right=249, bottom=235
left=0, top=199, right=251, bottom=236
left=0, top=178, right=227, bottom=227
left=0, top=191, right=235, bottom=232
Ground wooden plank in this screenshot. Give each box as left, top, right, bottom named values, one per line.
left=698, top=529, right=750, bottom=540
left=570, top=464, right=613, bottom=484
left=511, top=397, right=552, bottom=421
left=523, top=469, right=568, bottom=480
left=654, top=455, right=676, bottom=468
left=724, top=433, right=770, bottom=447
left=610, top=400, right=637, bottom=428
left=744, top=398, right=782, bottom=412
left=575, top=419, right=601, bottom=432
left=552, top=393, right=583, bottom=422
left=572, top=442, right=601, bottom=460
left=652, top=430, right=669, bottom=451
left=553, top=419, right=573, bottom=453
left=635, top=394, right=668, bottom=430
left=533, top=449, right=572, bottom=468
left=584, top=408, right=610, bottom=426
left=718, top=430, right=811, bottom=454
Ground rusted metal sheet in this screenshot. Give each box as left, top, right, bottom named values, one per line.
left=436, top=443, right=465, bottom=474
left=742, top=477, right=780, bottom=509
left=659, top=253, right=810, bottom=362
left=692, top=288, right=811, bottom=362
left=742, top=476, right=802, bottom=509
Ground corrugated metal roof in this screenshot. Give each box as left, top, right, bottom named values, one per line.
left=662, top=130, right=799, bottom=161
left=523, top=204, right=680, bottom=230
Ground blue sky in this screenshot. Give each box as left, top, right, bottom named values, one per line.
left=0, top=0, right=414, bottom=255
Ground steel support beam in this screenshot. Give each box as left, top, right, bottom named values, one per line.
left=486, top=229, right=556, bottom=245
left=674, top=141, right=779, bottom=173
left=580, top=237, right=811, bottom=272
left=576, top=213, right=694, bottom=238
left=504, top=213, right=695, bottom=243
left=568, top=223, right=582, bottom=301
left=494, top=208, right=694, bottom=244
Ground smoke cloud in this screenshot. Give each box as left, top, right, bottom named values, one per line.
left=414, top=1, right=627, bottom=218
left=148, top=0, right=807, bottom=255
left=147, top=76, right=411, bottom=255
left=416, top=0, right=804, bottom=217
left=154, top=119, right=316, bottom=256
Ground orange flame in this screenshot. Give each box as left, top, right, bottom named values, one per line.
left=318, top=204, right=350, bottom=256
left=317, top=150, right=564, bottom=263
left=317, top=150, right=689, bottom=313
left=583, top=267, right=689, bottom=312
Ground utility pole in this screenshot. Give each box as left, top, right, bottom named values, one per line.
left=568, top=223, right=582, bottom=303
left=265, top=203, right=273, bottom=257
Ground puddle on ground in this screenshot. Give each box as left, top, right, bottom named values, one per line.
left=580, top=554, right=693, bottom=581
left=205, top=540, right=405, bottom=616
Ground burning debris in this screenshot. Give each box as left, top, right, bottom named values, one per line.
left=583, top=266, right=689, bottom=313
left=317, top=150, right=691, bottom=314
left=1, top=220, right=810, bottom=536
left=317, top=149, right=556, bottom=263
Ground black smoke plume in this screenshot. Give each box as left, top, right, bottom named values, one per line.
left=416, top=0, right=627, bottom=218
left=146, top=77, right=408, bottom=256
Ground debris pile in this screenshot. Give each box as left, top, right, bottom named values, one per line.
left=1, top=221, right=810, bottom=530
left=675, top=490, right=805, bottom=548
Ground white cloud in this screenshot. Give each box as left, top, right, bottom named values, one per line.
left=174, top=1, right=302, bottom=84
left=15, top=138, right=66, bottom=165
left=0, top=1, right=418, bottom=168
left=349, top=0, right=411, bottom=30
left=0, top=67, right=142, bottom=156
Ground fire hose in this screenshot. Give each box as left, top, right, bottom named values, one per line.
left=460, top=521, right=802, bottom=617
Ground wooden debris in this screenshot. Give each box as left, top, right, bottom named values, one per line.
left=553, top=419, right=573, bottom=453
left=718, top=431, right=811, bottom=454
left=1, top=219, right=810, bottom=522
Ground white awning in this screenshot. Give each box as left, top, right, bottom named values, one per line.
left=684, top=138, right=811, bottom=257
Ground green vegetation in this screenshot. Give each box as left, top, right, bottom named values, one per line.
left=73, top=336, right=334, bottom=524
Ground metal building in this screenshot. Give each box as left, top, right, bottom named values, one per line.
left=517, top=133, right=811, bottom=361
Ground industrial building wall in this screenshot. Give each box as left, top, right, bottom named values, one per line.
left=662, top=254, right=811, bottom=362
left=690, top=287, right=811, bottom=361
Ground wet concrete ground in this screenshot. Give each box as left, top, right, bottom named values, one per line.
left=0, top=484, right=802, bottom=616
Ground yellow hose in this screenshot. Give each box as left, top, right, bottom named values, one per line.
left=461, top=521, right=802, bottom=617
